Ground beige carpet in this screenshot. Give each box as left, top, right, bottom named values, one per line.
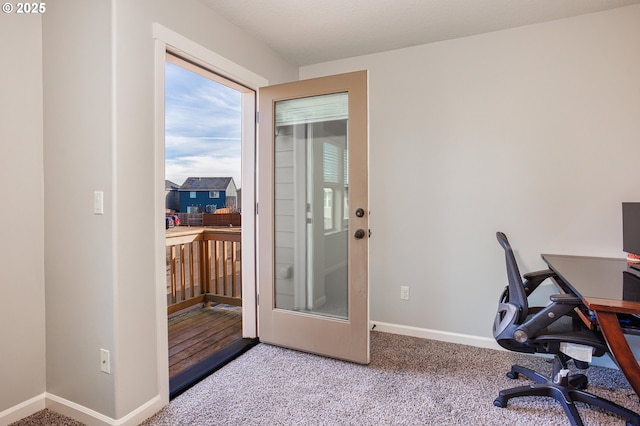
left=9, top=409, right=84, bottom=426
left=12, top=331, right=640, bottom=425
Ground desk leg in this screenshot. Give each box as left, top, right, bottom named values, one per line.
left=596, top=310, right=640, bottom=398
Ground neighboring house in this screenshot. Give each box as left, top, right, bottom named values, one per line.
left=165, top=180, right=180, bottom=213
left=179, top=177, right=237, bottom=213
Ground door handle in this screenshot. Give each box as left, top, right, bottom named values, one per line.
left=354, top=229, right=366, bottom=239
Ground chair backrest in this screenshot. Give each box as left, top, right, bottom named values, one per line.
left=496, top=232, right=528, bottom=322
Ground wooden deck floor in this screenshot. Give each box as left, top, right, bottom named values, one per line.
left=168, top=304, right=242, bottom=378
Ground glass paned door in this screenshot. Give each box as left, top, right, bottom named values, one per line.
left=274, top=92, right=349, bottom=319
left=258, top=71, right=368, bottom=364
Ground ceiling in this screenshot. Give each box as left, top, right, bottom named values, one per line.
left=202, top=0, right=640, bottom=66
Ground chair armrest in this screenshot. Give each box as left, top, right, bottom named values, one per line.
left=523, top=269, right=556, bottom=281
left=514, top=295, right=581, bottom=343
left=522, top=269, right=557, bottom=296
left=549, top=294, right=582, bottom=304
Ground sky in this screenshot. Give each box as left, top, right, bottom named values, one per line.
left=165, top=61, right=242, bottom=188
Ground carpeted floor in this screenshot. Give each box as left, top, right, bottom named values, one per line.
left=11, top=331, right=640, bottom=425
left=8, top=409, right=84, bottom=426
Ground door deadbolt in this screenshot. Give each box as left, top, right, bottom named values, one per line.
left=355, top=208, right=365, bottom=217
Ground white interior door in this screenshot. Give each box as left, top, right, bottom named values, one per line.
left=257, top=71, right=369, bottom=363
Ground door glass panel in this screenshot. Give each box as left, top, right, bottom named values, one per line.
left=274, top=92, right=348, bottom=319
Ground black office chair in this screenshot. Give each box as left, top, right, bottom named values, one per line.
left=492, top=232, right=640, bottom=426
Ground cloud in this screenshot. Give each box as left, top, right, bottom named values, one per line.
left=165, top=136, right=241, bottom=186
left=166, top=153, right=241, bottom=188
left=165, top=62, right=242, bottom=187
left=165, top=135, right=241, bottom=159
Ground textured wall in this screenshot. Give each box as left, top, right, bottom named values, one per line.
left=301, top=5, right=640, bottom=339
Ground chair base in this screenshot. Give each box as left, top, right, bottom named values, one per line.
left=494, top=357, right=640, bottom=426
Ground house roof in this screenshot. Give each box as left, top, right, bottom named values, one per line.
left=165, top=180, right=180, bottom=190
left=179, top=177, right=234, bottom=191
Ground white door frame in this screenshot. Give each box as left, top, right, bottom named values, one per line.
left=153, top=23, right=267, bottom=399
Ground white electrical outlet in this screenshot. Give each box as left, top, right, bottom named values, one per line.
left=400, top=286, right=410, bottom=300
left=100, top=348, right=111, bottom=374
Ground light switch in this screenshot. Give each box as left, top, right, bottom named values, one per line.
left=94, top=191, right=104, bottom=215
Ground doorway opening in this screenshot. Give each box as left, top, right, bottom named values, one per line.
left=164, top=52, right=257, bottom=398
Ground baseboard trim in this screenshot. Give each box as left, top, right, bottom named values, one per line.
left=43, top=393, right=165, bottom=426
left=4, top=322, right=619, bottom=425
left=1, top=392, right=164, bottom=426
left=370, top=320, right=503, bottom=350
left=370, top=320, right=618, bottom=369
left=0, top=393, right=46, bottom=425
left=313, top=296, right=327, bottom=310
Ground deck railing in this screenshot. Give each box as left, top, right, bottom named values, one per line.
left=166, top=227, right=241, bottom=314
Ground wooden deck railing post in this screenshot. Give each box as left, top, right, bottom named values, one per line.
left=188, top=243, right=195, bottom=297
left=170, top=246, right=177, bottom=304
left=166, top=228, right=242, bottom=313
left=180, top=243, right=186, bottom=301
left=222, top=241, right=228, bottom=296
left=231, top=241, right=240, bottom=298
left=201, top=239, right=210, bottom=293
left=213, top=241, right=220, bottom=294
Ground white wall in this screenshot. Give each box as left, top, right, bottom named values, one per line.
left=301, top=5, right=640, bottom=339
left=7, top=1, right=639, bottom=423
left=37, top=0, right=297, bottom=424
left=43, top=0, right=117, bottom=418
left=0, top=13, right=45, bottom=421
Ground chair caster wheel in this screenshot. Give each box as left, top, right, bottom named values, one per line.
left=493, top=399, right=506, bottom=408
left=506, top=371, right=519, bottom=379
left=575, top=382, right=588, bottom=391
left=570, top=374, right=588, bottom=390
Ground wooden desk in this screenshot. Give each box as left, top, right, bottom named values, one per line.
left=542, top=254, right=640, bottom=398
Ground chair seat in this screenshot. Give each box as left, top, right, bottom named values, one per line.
left=496, top=312, right=609, bottom=356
